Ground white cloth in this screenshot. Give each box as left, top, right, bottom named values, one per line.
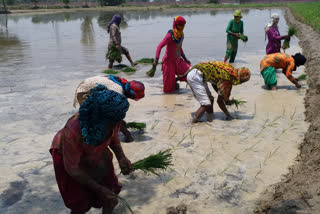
left=187, top=69, right=213, bottom=106
left=265, top=13, right=279, bottom=33
left=73, top=75, right=124, bottom=107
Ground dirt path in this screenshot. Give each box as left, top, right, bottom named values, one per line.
left=255, top=8, right=320, bottom=214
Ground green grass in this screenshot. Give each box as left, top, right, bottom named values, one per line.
left=288, top=2, right=320, bottom=33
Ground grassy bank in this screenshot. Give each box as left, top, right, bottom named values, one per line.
left=288, top=2, right=320, bottom=33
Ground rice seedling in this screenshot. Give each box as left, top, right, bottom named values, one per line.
left=113, top=64, right=128, bottom=69
left=282, top=26, right=297, bottom=50
left=126, top=122, right=146, bottom=130
left=176, top=134, right=187, bottom=147
left=131, top=149, right=173, bottom=176
left=117, top=196, right=134, bottom=214
left=263, top=146, right=280, bottom=165
left=255, top=119, right=268, bottom=137
left=135, top=58, right=154, bottom=64
left=150, top=120, right=160, bottom=130
left=169, top=130, right=177, bottom=139
left=146, top=67, right=156, bottom=77
left=103, top=69, right=118, bottom=75
left=230, top=98, right=247, bottom=109
left=297, top=74, right=307, bottom=81
left=239, top=34, right=248, bottom=42
left=106, top=44, right=122, bottom=63
left=122, top=67, right=136, bottom=73
left=290, top=107, right=296, bottom=120
left=252, top=102, right=257, bottom=119
left=276, top=120, right=296, bottom=140
left=168, top=121, right=174, bottom=132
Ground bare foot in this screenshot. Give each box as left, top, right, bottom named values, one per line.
left=131, top=62, right=138, bottom=67
left=271, top=86, right=277, bottom=90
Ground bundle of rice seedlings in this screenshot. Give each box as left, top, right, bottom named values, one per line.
left=146, top=67, right=156, bottom=77
left=103, top=69, right=118, bottom=75
left=131, top=149, right=173, bottom=176
left=113, top=64, right=128, bottom=69
left=117, top=196, right=134, bottom=214
left=106, top=44, right=122, bottom=63
left=282, top=26, right=297, bottom=50
left=135, top=58, right=154, bottom=64
left=122, top=67, right=136, bottom=73
left=297, top=74, right=307, bottom=81
left=239, top=35, right=248, bottom=42
left=230, top=98, right=247, bottom=109
left=126, top=122, right=146, bottom=130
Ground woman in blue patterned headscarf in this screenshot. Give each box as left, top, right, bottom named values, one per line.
left=50, top=85, right=133, bottom=214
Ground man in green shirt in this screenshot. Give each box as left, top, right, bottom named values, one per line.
left=224, top=10, right=244, bottom=63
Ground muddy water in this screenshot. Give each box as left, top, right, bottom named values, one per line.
left=0, top=9, right=307, bottom=214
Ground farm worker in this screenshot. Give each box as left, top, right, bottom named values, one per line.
left=265, top=13, right=290, bottom=54
left=152, top=16, right=191, bottom=93
left=260, top=52, right=306, bottom=90
left=73, top=75, right=145, bottom=142
left=50, top=85, right=133, bottom=214
left=224, top=10, right=244, bottom=63
left=185, top=61, right=251, bottom=123
left=107, top=14, right=137, bottom=69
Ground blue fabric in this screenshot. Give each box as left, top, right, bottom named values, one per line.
left=79, top=85, right=129, bottom=146
left=168, top=30, right=182, bottom=44
left=107, top=14, right=121, bottom=33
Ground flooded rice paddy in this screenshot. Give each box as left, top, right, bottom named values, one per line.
left=0, top=9, right=307, bottom=214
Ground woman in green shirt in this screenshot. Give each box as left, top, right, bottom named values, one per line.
left=224, top=10, right=244, bottom=63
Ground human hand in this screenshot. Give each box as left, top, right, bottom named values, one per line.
left=115, top=45, right=120, bottom=50
left=118, top=157, right=133, bottom=175
left=185, top=58, right=191, bottom=65
left=295, top=82, right=302, bottom=89
left=232, top=33, right=239, bottom=39
left=99, top=187, right=118, bottom=208
left=225, top=100, right=232, bottom=106
left=152, top=58, right=159, bottom=68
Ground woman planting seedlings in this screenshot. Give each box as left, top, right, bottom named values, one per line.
left=224, top=10, right=245, bottom=63
left=73, top=75, right=145, bottom=142
left=150, top=16, right=191, bottom=93
left=260, top=52, right=306, bottom=90
left=265, top=13, right=290, bottom=54
left=184, top=61, right=251, bottom=123
left=106, top=14, right=138, bottom=69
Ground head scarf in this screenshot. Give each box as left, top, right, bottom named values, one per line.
left=169, top=16, right=186, bottom=44
left=109, top=75, right=145, bottom=100
left=234, top=10, right=242, bottom=18
left=107, top=14, right=121, bottom=33
left=79, top=84, right=129, bottom=146
left=265, top=13, right=280, bottom=34
left=237, top=67, right=251, bottom=83
left=292, top=53, right=306, bottom=70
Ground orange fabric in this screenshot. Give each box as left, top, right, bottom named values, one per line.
left=260, top=53, right=295, bottom=83
left=172, top=16, right=185, bottom=41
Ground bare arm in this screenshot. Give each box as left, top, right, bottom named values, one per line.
left=211, top=83, right=233, bottom=120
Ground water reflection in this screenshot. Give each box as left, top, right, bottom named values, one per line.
left=81, top=16, right=95, bottom=46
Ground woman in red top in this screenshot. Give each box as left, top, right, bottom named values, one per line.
left=151, top=16, right=191, bottom=93
left=50, top=85, right=132, bottom=214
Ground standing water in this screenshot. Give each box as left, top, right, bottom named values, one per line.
left=0, top=9, right=307, bottom=214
